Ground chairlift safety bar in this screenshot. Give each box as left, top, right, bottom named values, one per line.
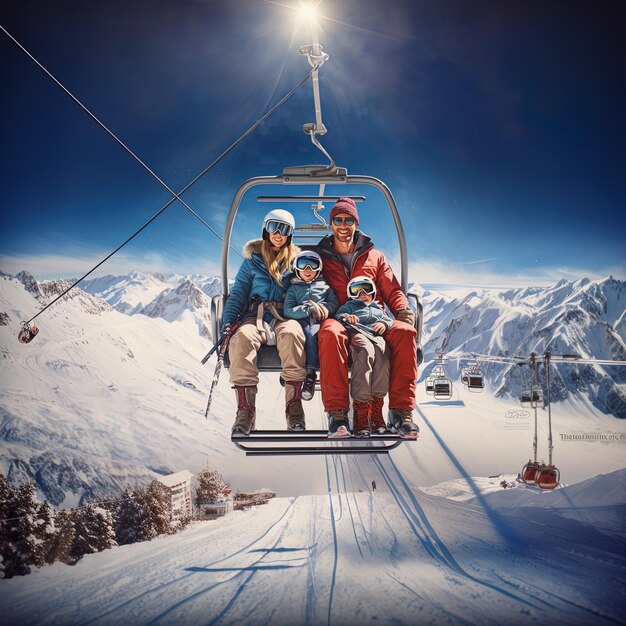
left=256, top=196, right=366, bottom=202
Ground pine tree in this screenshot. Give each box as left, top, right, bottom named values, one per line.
left=144, top=481, right=173, bottom=537
left=114, top=486, right=147, bottom=545
left=0, top=474, right=14, bottom=578
left=0, top=479, right=41, bottom=577
left=69, top=505, right=116, bottom=562
left=114, top=482, right=175, bottom=545
left=47, top=510, right=75, bottom=565
left=195, top=470, right=231, bottom=506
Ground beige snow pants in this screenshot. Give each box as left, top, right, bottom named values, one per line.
left=228, top=318, right=306, bottom=386
left=349, top=332, right=390, bottom=402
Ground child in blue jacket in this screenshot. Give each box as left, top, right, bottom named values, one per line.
left=284, top=251, right=339, bottom=400
left=335, top=276, right=393, bottom=436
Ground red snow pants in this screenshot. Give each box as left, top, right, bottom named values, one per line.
left=318, top=318, right=417, bottom=411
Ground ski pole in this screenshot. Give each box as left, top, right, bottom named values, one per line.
left=204, top=329, right=234, bottom=418
left=340, top=319, right=380, bottom=338
left=203, top=296, right=261, bottom=417
left=200, top=295, right=261, bottom=365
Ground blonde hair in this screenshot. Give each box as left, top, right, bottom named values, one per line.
left=261, top=239, right=297, bottom=284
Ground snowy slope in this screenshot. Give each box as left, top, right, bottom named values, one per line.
left=0, top=274, right=329, bottom=505
left=1, top=465, right=624, bottom=625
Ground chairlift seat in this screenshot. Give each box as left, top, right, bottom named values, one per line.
left=425, top=376, right=435, bottom=395
left=433, top=378, right=453, bottom=400
left=211, top=176, right=425, bottom=370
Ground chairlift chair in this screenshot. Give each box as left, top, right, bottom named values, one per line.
left=535, top=464, right=560, bottom=490
left=520, top=387, right=543, bottom=408
left=425, top=376, right=435, bottom=395
left=466, top=371, right=484, bottom=392
left=521, top=460, right=542, bottom=484
left=461, top=367, right=470, bottom=385
left=433, top=378, right=453, bottom=400
left=210, top=165, right=424, bottom=455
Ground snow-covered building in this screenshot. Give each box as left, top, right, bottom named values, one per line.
left=156, top=470, right=194, bottom=520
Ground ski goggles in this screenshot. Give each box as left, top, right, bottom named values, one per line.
left=348, top=280, right=376, bottom=298
left=264, top=220, right=293, bottom=237
left=295, top=255, right=322, bottom=272
left=331, top=216, right=356, bottom=227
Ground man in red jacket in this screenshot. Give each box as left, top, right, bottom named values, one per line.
left=316, top=197, right=419, bottom=438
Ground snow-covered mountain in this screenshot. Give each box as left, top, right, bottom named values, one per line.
left=80, top=271, right=177, bottom=314
left=139, top=279, right=213, bottom=339
left=415, top=276, right=626, bottom=417
left=81, top=271, right=222, bottom=317
left=1, top=270, right=625, bottom=509
left=81, top=271, right=223, bottom=340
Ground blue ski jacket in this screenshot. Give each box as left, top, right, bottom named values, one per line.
left=335, top=299, right=394, bottom=333
left=222, top=239, right=297, bottom=329
left=283, top=277, right=339, bottom=321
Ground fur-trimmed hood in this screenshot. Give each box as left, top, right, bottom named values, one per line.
left=242, top=238, right=264, bottom=259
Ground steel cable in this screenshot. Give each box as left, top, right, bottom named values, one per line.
left=1, top=24, right=317, bottom=324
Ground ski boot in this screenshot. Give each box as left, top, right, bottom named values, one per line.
left=285, top=380, right=306, bottom=431
left=352, top=400, right=371, bottom=437
left=231, top=386, right=257, bottom=437
left=388, top=408, right=419, bottom=439
left=369, top=396, right=387, bottom=434
left=301, top=370, right=317, bottom=401
left=327, top=409, right=351, bottom=438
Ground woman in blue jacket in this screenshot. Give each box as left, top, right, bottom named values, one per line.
left=222, top=209, right=307, bottom=436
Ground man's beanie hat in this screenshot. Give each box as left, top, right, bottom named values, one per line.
left=329, top=197, right=359, bottom=225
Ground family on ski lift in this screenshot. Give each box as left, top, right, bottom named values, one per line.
left=221, top=197, right=419, bottom=439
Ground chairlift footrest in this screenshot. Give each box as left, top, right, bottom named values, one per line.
left=230, top=429, right=415, bottom=456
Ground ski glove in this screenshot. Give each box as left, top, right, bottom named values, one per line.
left=306, top=301, right=328, bottom=322
left=395, top=308, right=415, bottom=326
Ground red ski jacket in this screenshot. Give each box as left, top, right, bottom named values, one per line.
left=316, top=231, right=409, bottom=313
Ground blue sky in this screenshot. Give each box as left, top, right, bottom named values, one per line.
left=1, top=0, right=624, bottom=288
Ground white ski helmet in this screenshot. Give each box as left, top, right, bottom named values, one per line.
left=347, top=275, right=376, bottom=299
left=262, top=209, right=296, bottom=241
left=293, top=250, right=323, bottom=277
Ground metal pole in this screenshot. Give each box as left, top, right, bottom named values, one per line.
left=310, top=17, right=327, bottom=134
left=530, top=352, right=538, bottom=463
left=544, top=352, right=553, bottom=465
